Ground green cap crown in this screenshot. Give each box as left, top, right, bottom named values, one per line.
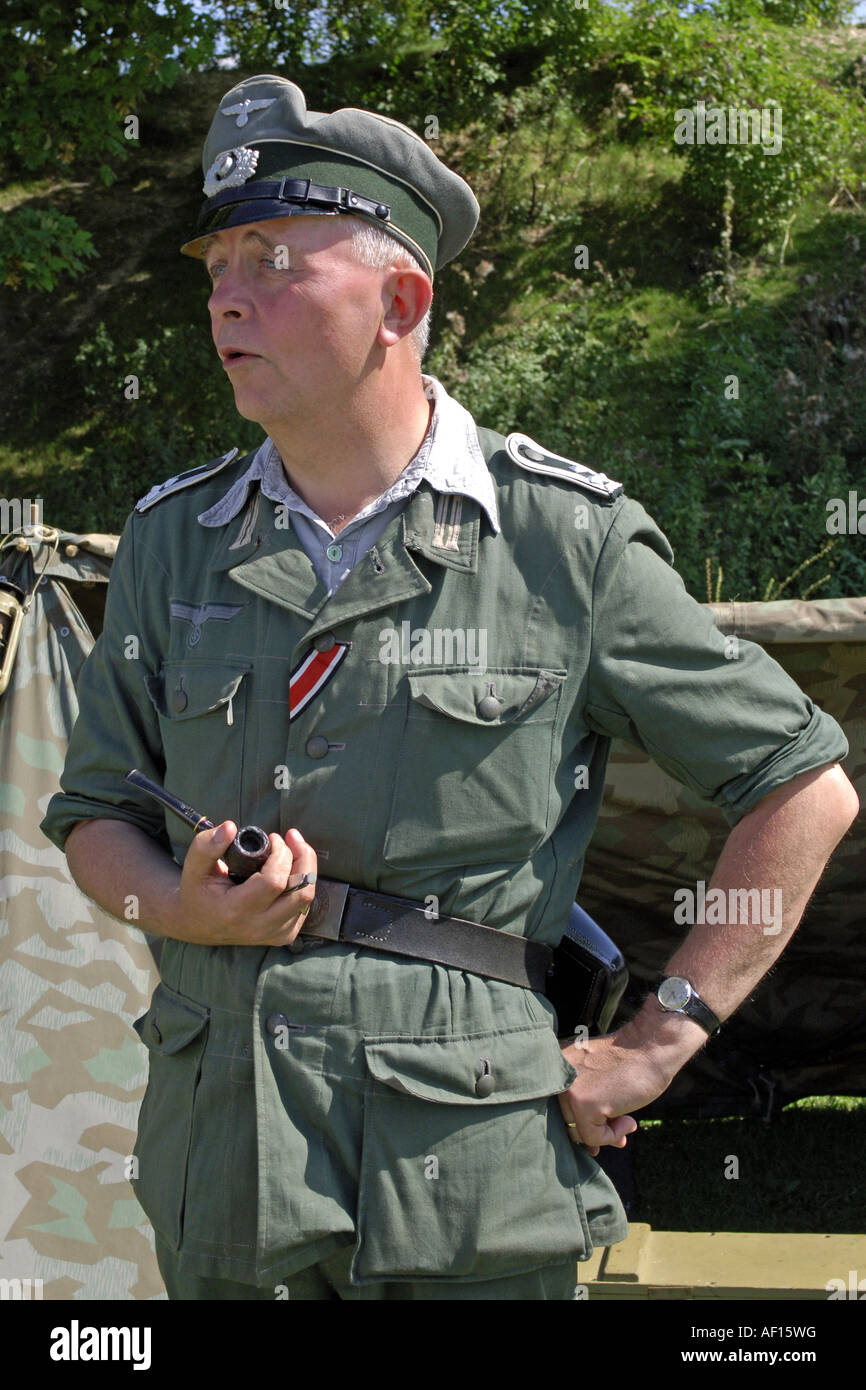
left=182, top=74, right=480, bottom=279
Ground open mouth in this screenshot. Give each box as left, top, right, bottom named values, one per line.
left=221, top=349, right=260, bottom=365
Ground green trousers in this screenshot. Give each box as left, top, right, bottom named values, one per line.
left=132, top=944, right=628, bottom=1288
left=155, top=1235, right=580, bottom=1301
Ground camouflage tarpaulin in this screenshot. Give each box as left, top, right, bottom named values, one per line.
left=0, top=528, right=161, bottom=1300
left=580, top=596, right=866, bottom=1120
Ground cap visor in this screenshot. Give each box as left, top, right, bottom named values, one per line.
left=180, top=205, right=339, bottom=258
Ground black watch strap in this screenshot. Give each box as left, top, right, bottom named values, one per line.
left=656, top=976, right=722, bottom=1037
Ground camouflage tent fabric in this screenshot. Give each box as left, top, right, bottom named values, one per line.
left=0, top=528, right=162, bottom=1301
left=580, top=596, right=866, bottom=1120
left=1, top=524, right=863, bottom=1300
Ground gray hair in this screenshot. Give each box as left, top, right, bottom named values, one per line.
left=343, top=215, right=432, bottom=364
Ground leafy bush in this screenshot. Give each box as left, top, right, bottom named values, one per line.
left=581, top=2, right=866, bottom=251
left=430, top=259, right=866, bottom=603
left=69, top=321, right=263, bottom=530
left=0, top=207, right=97, bottom=291
left=212, top=0, right=594, bottom=130
left=718, top=0, right=856, bottom=23
left=0, top=0, right=215, bottom=290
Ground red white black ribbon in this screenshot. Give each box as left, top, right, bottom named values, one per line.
left=289, top=641, right=349, bottom=720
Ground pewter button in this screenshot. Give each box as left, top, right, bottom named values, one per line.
left=477, top=695, right=503, bottom=720
left=266, top=1012, right=288, bottom=1035
left=305, top=735, right=329, bottom=759
left=313, top=632, right=336, bottom=652
left=521, top=444, right=545, bottom=462
left=475, top=1061, right=495, bottom=1097
left=170, top=688, right=188, bottom=714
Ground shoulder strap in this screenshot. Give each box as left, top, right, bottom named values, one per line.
left=135, top=448, right=241, bottom=514
left=505, top=432, right=623, bottom=500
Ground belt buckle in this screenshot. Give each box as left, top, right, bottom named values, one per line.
left=299, top=879, right=350, bottom=941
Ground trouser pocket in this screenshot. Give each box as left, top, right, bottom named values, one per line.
left=131, top=982, right=210, bottom=1251
left=352, top=1023, right=590, bottom=1284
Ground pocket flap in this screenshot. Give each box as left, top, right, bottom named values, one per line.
left=363, top=1024, right=576, bottom=1105
left=407, top=669, right=565, bottom=727
left=133, top=982, right=210, bottom=1055
left=144, top=661, right=251, bottom=720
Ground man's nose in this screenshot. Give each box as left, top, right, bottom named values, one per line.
left=208, top=266, right=249, bottom=318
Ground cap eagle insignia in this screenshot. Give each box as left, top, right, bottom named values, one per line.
left=220, top=98, right=276, bottom=128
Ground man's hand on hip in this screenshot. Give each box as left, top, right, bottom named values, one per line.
left=557, top=1030, right=675, bottom=1156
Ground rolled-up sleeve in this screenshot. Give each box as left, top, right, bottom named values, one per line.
left=40, top=513, right=170, bottom=852
left=584, top=499, right=850, bottom=828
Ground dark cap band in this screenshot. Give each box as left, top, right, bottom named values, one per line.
left=182, top=76, right=479, bottom=277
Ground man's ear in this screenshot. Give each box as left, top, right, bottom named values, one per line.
left=378, top=267, right=433, bottom=347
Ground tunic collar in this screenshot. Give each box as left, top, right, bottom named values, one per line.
left=196, top=374, right=500, bottom=535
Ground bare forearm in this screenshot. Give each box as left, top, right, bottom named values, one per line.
left=65, top=818, right=183, bottom=938
left=64, top=815, right=318, bottom=947
left=623, top=762, right=861, bottom=1074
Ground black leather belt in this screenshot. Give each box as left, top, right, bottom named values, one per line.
left=298, top=879, right=553, bottom=992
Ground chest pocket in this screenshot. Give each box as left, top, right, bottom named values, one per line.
left=144, top=660, right=252, bottom=823
left=383, top=668, right=566, bottom=871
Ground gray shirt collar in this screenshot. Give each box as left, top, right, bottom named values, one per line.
left=197, top=374, right=500, bottom=535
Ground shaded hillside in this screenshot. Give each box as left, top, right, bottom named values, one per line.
left=2, top=27, right=866, bottom=601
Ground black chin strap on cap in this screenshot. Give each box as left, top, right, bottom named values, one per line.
left=195, top=176, right=392, bottom=239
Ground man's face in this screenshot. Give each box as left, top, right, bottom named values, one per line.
left=203, top=215, right=391, bottom=431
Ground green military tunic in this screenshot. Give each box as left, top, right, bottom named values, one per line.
left=41, top=423, right=849, bottom=1290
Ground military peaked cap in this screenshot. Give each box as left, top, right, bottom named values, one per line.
left=181, top=74, right=480, bottom=280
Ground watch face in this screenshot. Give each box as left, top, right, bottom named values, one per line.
left=659, top=976, right=691, bottom=1010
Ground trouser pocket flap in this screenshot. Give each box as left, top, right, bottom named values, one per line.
left=134, top=982, right=210, bottom=1054
left=131, top=983, right=211, bottom=1250
left=363, top=1023, right=577, bottom=1103
left=352, top=1024, right=589, bottom=1284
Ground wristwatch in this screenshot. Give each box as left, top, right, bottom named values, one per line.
left=655, top=976, right=721, bottom=1037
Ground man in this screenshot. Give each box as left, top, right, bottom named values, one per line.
left=42, top=75, right=859, bottom=1301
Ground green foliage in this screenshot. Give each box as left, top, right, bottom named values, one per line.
left=583, top=2, right=866, bottom=251
left=212, top=0, right=436, bottom=72
left=0, top=206, right=97, bottom=291
left=432, top=263, right=647, bottom=446
left=70, top=322, right=262, bottom=531
left=1, top=1, right=215, bottom=179
left=677, top=60, right=864, bottom=248
left=711, top=0, right=856, bottom=23
left=840, top=51, right=866, bottom=94
left=429, top=251, right=866, bottom=604
left=1, top=7, right=864, bottom=603
left=0, top=0, right=215, bottom=290
left=210, top=0, right=593, bottom=129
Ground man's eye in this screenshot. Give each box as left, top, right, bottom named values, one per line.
left=205, top=256, right=289, bottom=280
